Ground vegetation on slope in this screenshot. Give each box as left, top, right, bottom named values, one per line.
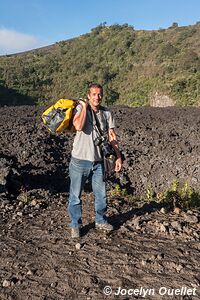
left=0, top=22, right=200, bottom=106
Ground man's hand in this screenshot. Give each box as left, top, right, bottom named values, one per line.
left=73, top=99, right=88, bottom=131
left=115, top=157, right=122, bottom=172
left=78, top=99, right=88, bottom=108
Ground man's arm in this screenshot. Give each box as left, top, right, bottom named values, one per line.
left=73, top=101, right=88, bottom=131
left=108, top=128, right=122, bottom=172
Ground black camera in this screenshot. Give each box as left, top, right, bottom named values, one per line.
left=94, top=135, right=113, bottom=157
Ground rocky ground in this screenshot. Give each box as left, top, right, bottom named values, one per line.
left=0, top=105, right=200, bottom=300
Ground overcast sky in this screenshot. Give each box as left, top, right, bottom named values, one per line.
left=0, top=0, right=200, bottom=55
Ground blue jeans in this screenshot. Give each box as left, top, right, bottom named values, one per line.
left=68, top=157, right=107, bottom=228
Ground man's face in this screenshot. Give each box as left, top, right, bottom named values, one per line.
left=88, top=87, right=103, bottom=108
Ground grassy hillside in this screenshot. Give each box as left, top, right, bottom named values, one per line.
left=0, top=23, right=200, bottom=106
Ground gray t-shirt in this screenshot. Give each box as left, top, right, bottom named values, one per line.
left=72, top=105, right=115, bottom=161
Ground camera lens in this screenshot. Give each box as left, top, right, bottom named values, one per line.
left=102, top=141, right=113, bottom=157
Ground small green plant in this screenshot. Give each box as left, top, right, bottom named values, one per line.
left=162, top=179, right=180, bottom=208
left=170, top=179, right=179, bottom=192
left=179, top=182, right=200, bottom=210
left=160, top=180, right=200, bottom=210
left=179, top=182, right=192, bottom=209
left=146, top=185, right=154, bottom=203
left=110, top=184, right=128, bottom=198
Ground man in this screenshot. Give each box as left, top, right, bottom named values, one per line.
left=68, top=83, right=122, bottom=238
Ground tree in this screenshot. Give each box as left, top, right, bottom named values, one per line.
left=169, top=22, right=179, bottom=28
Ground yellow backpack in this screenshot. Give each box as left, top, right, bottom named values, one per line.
left=42, top=99, right=77, bottom=133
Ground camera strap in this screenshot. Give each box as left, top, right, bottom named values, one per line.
left=89, top=106, right=116, bottom=180
left=89, top=105, right=104, bottom=137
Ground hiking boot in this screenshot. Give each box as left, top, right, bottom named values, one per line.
left=71, top=227, right=80, bottom=238
left=95, top=223, right=114, bottom=232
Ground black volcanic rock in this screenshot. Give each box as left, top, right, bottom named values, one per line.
left=0, top=105, right=200, bottom=300
left=1, top=105, right=200, bottom=197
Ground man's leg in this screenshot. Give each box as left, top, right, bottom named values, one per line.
left=68, top=158, right=90, bottom=229
left=92, top=161, right=108, bottom=224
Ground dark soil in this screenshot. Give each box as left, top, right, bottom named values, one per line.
left=0, top=105, right=200, bottom=300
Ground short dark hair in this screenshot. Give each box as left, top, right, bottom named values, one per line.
left=88, top=83, right=103, bottom=94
